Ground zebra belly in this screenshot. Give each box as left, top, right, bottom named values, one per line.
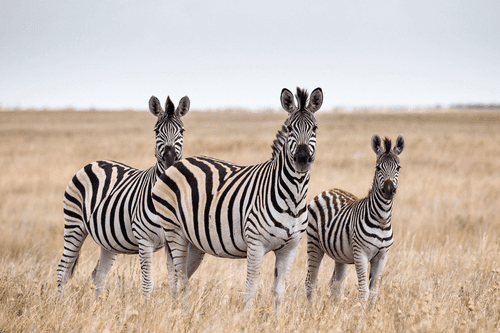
left=86, top=218, right=139, bottom=254
left=185, top=215, right=249, bottom=259
left=320, top=220, right=355, bottom=264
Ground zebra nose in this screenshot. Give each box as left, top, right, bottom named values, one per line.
left=163, top=146, right=176, bottom=168
left=293, top=144, right=312, bottom=172
left=381, top=179, right=396, bottom=199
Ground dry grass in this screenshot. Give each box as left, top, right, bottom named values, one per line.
left=1, top=108, right=500, bottom=332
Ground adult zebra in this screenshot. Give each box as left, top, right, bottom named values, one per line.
left=56, top=95, right=190, bottom=300
left=152, top=87, right=323, bottom=312
left=305, top=134, right=405, bottom=303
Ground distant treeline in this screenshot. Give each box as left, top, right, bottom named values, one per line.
left=450, top=104, right=500, bottom=109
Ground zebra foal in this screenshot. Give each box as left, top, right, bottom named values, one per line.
left=57, top=95, right=190, bottom=300
left=305, top=134, right=405, bottom=303
left=152, top=87, right=323, bottom=312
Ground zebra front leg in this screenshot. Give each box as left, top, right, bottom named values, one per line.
left=353, top=251, right=370, bottom=303
left=305, top=235, right=325, bottom=302
left=57, top=224, right=88, bottom=296
left=187, top=243, right=205, bottom=279
left=273, top=240, right=300, bottom=314
left=92, top=248, right=117, bottom=299
left=329, top=262, right=348, bottom=300
left=243, top=243, right=266, bottom=313
left=368, top=252, right=388, bottom=304
left=138, top=241, right=155, bottom=302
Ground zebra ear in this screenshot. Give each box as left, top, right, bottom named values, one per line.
left=392, top=134, right=406, bottom=156
left=175, top=96, right=190, bottom=117
left=281, top=88, right=296, bottom=113
left=149, top=96, right=163, bottom=117
left=307, top=87, right=323, bottom=113
left=165, top=96, right=175, bottom=117
left=371, top=134, right=384, bottom=156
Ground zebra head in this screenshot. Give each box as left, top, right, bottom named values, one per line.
left=371, top=133, right=406, bottom=200
left=280, top=87, right=323, bottom=174
left=149, top=95, right=190, bottom=170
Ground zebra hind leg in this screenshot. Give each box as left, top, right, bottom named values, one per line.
left=186, top=243, right=205, bottom=279
left=305, top=238, right=325, bottom=302
left=56, top=224, right=88, bottom=296
left=92, top=248, right=117, bottom=299
left=166, top=231, right=190, bottom=308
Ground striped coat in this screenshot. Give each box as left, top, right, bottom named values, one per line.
left=57, top=95, right=190, bottom=300
left=152, top=87, right=323, bottom=311
left=305, top=134, right=405, bottom=303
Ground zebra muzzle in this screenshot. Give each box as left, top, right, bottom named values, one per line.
left=163, top=146, right=177, bottom=168
left=381, top=179, right=396, bottom=199
left=293, top=144, right=313, bottom=173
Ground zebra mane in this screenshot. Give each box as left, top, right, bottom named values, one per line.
left=296, top=88, right=309, bottom=111
left=383, top=137, right=392, bottom=154
left=271, top=125, right=287, bottom=159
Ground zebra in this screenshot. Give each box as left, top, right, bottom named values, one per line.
left=56, top=95, right=190, bottom=300
left=152, top=87, right=323, bottom=312
left=305, top=133, right=405, bottom=303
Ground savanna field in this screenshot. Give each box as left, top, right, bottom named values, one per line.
left=1, top=107, right=500, bottom=332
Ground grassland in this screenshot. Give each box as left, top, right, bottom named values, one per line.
left=1, top=107, right=499, bottom=332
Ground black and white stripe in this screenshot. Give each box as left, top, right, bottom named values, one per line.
left=56, top=95, right=190, bottom=300
left=305, top=134, right=405, bottom=303
left=152, top=87, right=323, bottom=312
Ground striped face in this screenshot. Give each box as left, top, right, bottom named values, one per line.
left=149, top=95, right=190, bottom=170
left=371, top=134, right=406, bottom=200
left=154, top=117, right=185, bottom=169
left=281, top=88, right=323, bottom=173
left=285, top=112, right=318, bottom=173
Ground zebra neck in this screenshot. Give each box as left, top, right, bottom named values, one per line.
left=367, top=188, right=393, bottom=226
left=272, top=146, right=310, bottom=216
left=152, top=161, right=165, bottom=181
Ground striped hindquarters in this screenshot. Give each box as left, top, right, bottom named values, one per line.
left=63, top=160, right=156, bottom=254
left=307, top=189, right=359, bottom=264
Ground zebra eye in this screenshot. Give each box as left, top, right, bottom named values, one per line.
left=376, top=165, right=381, bottom=171
left=287, top=125, right=293, bottom=133
left=312, top=125, right=318, bottom=132
left=180, top=128, right=185, bottom=134
left=396, top=165, right=401, bottom=171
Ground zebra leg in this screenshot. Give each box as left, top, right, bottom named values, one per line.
left=368, top=252, right=388, bottom=303
left=305, top=236, right=325, bottom=302
left=243, top=243, right=266, bottom=313
left=186, top=243, right=205, bottom=279
left=92, top=248, right=117, bottom=299
left=166, top=231, right=190, bottom=301
left=329, top=262, right=348, bottom=300
left=273, top=241, right=300, bottom=313
left=56, top=223, right=88, bottom=296
left=138, top=241, right=155, bottom=302
left=354, top=251, right=370, bottom=303
left=165, top=242, right=175, bottom=291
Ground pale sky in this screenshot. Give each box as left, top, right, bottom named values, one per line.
left=1, top=0, right=499, bottom=110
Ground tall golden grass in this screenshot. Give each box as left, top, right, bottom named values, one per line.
left=1, top=108, right=500, bottom=332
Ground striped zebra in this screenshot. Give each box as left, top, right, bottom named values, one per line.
left=305, top=134, right=405, bottom=303
left=56, top=95, right=190, bottom=300
left=152, top=87, right=323, bottom=312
